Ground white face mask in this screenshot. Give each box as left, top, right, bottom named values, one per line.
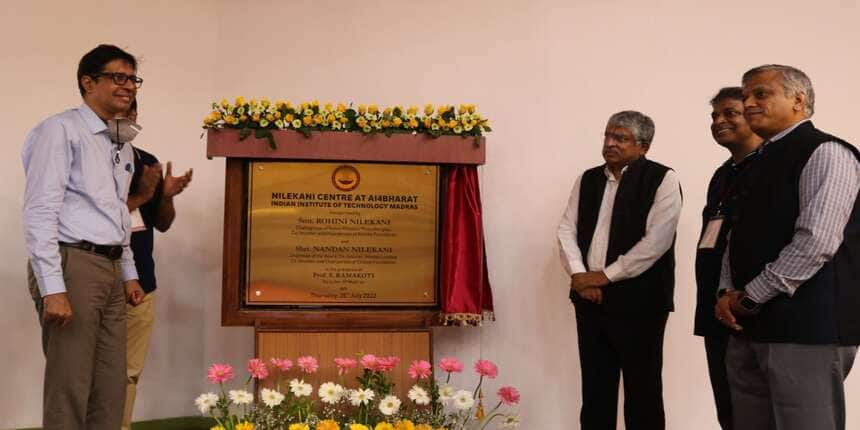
left=107, top=117, right=143, bottom=143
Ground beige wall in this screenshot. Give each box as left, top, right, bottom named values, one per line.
left=2, top=0, right=859, bottom=428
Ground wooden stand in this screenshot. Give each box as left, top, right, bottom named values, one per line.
left=208, top=128, right=485, bottom=387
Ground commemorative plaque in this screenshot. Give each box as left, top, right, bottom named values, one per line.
left=245, top=161, right=438, bottom=306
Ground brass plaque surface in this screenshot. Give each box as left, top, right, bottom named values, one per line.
left=246, top=162, right=438, bottom=305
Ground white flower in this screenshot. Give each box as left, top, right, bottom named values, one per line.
left=438, top=384, right=455, bottom=404
left=349, top=388, right=375, bottom=406
left=260, top=388, right=285, bottom=407
left=289, top=378, right=313, bottom=397
left=228, top=389, right=253, bottom=405
left=502, top=414, right=520, bottom=428
left=452, top=390, right=474, bottom=410
left=318, top=382, right=344, bottom=404
left=378, top=394, right=401, bottom=416
left=194, top=392, right=219, bottom=414
left=408, top=385, right=431, bottom=405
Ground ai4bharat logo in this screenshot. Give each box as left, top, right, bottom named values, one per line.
left=331, top=165, right=360, bottom=192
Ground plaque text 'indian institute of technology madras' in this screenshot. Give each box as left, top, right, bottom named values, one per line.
left=246, top=162, right=438, bottom=306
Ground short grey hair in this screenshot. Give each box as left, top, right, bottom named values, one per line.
left=606, top=110, right=655, bottom=146
left=742, top=64, right=815, bottom=117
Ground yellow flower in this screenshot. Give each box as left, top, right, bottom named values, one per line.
left=431, top=123, right=440, bottom=131
left=292, top=119, right=303, bottom=128
left=303, top=109, right=314, bottom=117
left=394, top=420, right=415, bottom=430
left=381, top=119, right=391, bottom=128
left=313, top=114, right=323, bottom=125
left=383, top=108, right=392, bottom=117
left=407, top=106, right=418, bottom=115
left=408, top=118, right=419, bottom=128
left=415, top=425, right=433, bottom=430
left=392, top=117, right=403, bottom=127
left=286, top=101, right=294, bottom=109
left=448, top=119, right=458, bottom=129
left=220, top=99, right=230, bottom=108
left=239, top=115, right=248, bottom=122
left=362, top=125, right=372, bottom=133
left=316, top=420, right=341, bottom=430
left=303, top=116, right=313, bottom=126
left=423, top=118, right=432, bottom=128
left=324, top=103, right=333, bottom=112
left=211, top=426, right=225, bottom=430
left=458, top=104, right=467, bottom=115
left=289, top=424, right=310, bottom=430
left=464, top=124, right=474, bottom=131
left=424, top=104, right=434, bottom=116
left=285, top=113, right=295, bottom=122
left=358, top=104, right=367, bottom=115
left=327, top=114, right=336, bottom=123
left=236, top=422, right=254, bottom=430
left=349, top=425, right=370, bottom=430
left=252, top=114, right=261, bottom=122
left=300, top=102, right=309, bottom=111
left=266, top=114, right=275, bottom=122
left=224, top=115, right=235, bottom=124
left=356, top=117, right=367, bottom=127
left=467, top=104, right=476, bottom=114
left=312, top=100, right=320, bottom=107
left=337, top=103, right=347, bottom=112
left=249, top=98, right=258, bottom=107
left=260, top=119, right=270, bottom=127
left=261, top=98, right=270, bottom=107
left=437, top=105, right=447, bottom=114
left=273, top=111, right=281, bottom=119
left=368, top=104, right=379, bottom=115
left=375, top=423, right=395, bottom=430
left=211, top=111, right=222, bottom=119
left=235, top=96, right=245, bottom=106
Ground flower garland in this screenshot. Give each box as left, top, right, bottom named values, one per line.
left=203, top=98, right=492, bottom=148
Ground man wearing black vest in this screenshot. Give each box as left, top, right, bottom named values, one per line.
left=558, top=110, right=682, bottom=430
left=695, top=87, right=763, bottom=430
left=714, top=65, right=859, bottom=430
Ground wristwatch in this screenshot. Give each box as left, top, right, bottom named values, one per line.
left=738, top=294, right=761, bottom=314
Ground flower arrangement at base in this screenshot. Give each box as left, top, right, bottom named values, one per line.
left=202, top=98, right=492, bottom=148
left=195, top=354, right=520, bottom=430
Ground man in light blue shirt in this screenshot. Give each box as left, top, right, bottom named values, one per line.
left=23, top=44, right=145, bottom=430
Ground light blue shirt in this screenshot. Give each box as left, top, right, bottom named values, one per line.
left=23, top=103, right=138, bottom=297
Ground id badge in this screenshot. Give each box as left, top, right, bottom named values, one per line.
left=698, top=216, right=724, bottom=249
left=130, top=209, right=146, bottom=232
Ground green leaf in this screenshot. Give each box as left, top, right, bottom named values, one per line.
left=383, top=129, right=393, bottom=138
left=238, top=127, right=252, bottom=141
left=483, top=125, right=493, bottom=132
left=300, top=128, right=312, bottom=138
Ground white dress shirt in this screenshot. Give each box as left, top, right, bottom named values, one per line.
left=558, top=164, right=683, bottom=282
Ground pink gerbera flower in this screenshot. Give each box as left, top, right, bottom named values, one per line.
left=297, top=356, right=319, bottom=374
left=360, top=354, right=379, bottom=371
left=377, top=356, right=400, bottom=372
left=270, top=357, right=293, bottom=372
left=497, top=386, right=520, bottom=405
left=247, top=358, right=269, bottom=380
left=474, top=359, right=498, bottom=378
left=207, top=363, right=234, bottom=384
left=408, top=360, right=432, bottom=379
left=439, top=357, right=464, bottom=373
left=334, top=357, right=358, bottom=375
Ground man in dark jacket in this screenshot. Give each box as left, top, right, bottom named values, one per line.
left=715, top=65, right=859, bottom=430
left=558, top=110, right=682, bottom=430
left=694, top=86, right=763, bottom=430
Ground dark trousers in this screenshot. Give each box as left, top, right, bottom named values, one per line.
left=575, top=309, right=669, bottom=430
left=705, top=335, right=733, bottom=430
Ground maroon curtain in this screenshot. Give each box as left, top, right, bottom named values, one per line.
left=439, top=165, right=494, bottom=326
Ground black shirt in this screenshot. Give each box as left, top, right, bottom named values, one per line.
left=130, top=146, right=160, bottom=294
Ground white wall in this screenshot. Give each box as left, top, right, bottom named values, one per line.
left=1, top=0, right=859, bottom=428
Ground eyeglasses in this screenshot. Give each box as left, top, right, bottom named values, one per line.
left=92, top=72, right=143, bottom=89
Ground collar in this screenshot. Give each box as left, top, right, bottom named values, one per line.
left=769, top=118, right=811, bottom=143
left=77, top=103, right=108, bottom=135
left=603, top=156, right=646, bottom=181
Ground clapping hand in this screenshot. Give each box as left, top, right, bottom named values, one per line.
left=162, top=161, right=192, bottom=198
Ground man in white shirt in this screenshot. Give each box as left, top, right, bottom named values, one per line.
left=558, top=110, right=682, bottom=430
